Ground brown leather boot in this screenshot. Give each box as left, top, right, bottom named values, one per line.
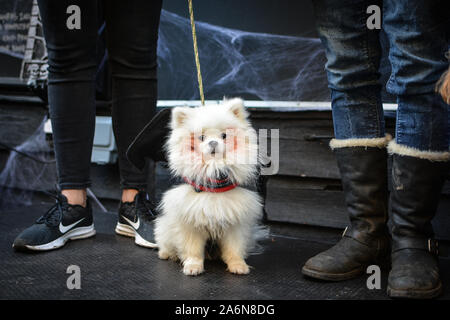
left=302, top=136, right=391, bottom=281
left=387, top=142, right=449, bottom=299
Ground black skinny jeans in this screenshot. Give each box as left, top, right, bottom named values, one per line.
left=38, top=0, right=162, bottom=190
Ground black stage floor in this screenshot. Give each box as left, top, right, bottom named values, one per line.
left=1, top=201, right=449, bottom=300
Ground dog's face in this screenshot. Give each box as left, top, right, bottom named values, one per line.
left=166, top=98, right=258, bottom=185
left=194, top=127, right=227, bottom=158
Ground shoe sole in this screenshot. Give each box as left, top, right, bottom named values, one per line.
left=301, top=265, right=365, bottom=281
left=15, top=224, right=96, bottom=251
left=387, top=281, right=443, bottom=299
left=115, top=222, right=158, bottom=249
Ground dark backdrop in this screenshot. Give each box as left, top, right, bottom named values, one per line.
left=0, top=0, right=393, bottom=102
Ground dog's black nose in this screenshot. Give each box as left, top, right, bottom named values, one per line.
left=209, top=141, right=218, bottom=149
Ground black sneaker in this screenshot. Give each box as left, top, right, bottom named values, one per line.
left=115, top=192, right=158, bottom=248
left=13, top=193, right=95, bottom=251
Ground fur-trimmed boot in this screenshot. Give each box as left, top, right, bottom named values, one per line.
left=387, top=141, right=450, bottom=299
left=302, top=135, right=391, bottom=281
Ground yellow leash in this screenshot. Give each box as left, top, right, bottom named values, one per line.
left=188, top=0, right=205, bottom=105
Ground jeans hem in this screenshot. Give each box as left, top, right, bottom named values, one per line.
left=120, top=183, right=148, bottom=191
left=59, top=182, right=92, bottom=190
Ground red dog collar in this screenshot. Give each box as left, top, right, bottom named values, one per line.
left=183, top=176, right=237, bottom=193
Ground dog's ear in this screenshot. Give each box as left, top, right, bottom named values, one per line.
left=226, top=98, right=248, bottom=121
left=171, top=106, right=191, bottom=129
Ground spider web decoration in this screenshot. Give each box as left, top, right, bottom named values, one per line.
left=157, top=10, right=329, bottom=101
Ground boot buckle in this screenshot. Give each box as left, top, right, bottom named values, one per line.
left=428, top=239, right=439, bottom=255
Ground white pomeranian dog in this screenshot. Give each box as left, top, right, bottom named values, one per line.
left=155, top=98, right=264, bottom=276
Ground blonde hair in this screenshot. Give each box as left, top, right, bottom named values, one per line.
left=436, top=51, right=450, bottom=104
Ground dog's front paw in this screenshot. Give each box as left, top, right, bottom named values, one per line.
left=227, top=261, right=250, bottom=275
left=158, top=250, right=170, bottom=260
left=183, top=262, right=204, bottom=276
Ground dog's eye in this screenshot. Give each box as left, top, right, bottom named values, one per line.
left=199, top=135, right=205, bottom=141
left=221, top=133, right=227, bottom=139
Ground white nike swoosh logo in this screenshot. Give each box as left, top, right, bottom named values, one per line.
left=123, top=216, right=140, bottom=229
left=59, top=218, right=85, bottom=233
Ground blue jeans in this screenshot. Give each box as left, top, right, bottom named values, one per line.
left=313, top=0, right=449, bottom=151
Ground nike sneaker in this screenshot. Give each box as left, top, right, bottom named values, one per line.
left=13, top=193, right=95, bottom=251
left=115, top=191, right=158, bottom=248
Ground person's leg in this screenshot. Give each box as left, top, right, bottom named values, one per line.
left=103, top=0, right=162, bottom=202
left=39, top=0, right=99, bottom=206
left=102, top=0, right=162, bottom=248
left=383, top=0, right=450, bottom=299
left=316, top=0, right=385, bottom=141
left=13, top=0, right=99, bottom=251
left=302, top=0, right=391, bottom=281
